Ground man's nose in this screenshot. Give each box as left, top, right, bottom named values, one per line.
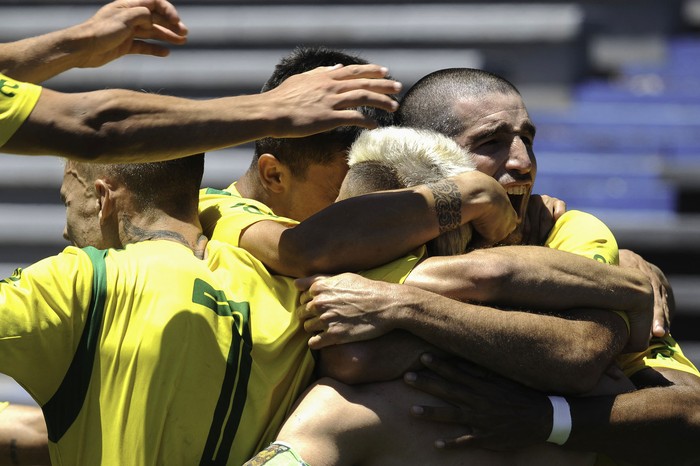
left=505, top=138, right=533, bottom=174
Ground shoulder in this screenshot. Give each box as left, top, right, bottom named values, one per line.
left=545, top=210, right=619, bottom=264
left=8, top=246, right=95, bottom=283
left=199, top=184, right=297, bottom=246
left=619, top=335, right=700, bottom=381
left=0, top=73, right=42, bottom=147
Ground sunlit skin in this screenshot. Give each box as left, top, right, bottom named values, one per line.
left=451, top=91, right=537, bottom=244
left=60, top=163, right=105, bottom=248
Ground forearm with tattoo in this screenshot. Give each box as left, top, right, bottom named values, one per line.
left=428, top=179, right=461, bottom=233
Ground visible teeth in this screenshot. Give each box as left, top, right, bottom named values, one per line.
left=506, top=185, right=528, bottom=195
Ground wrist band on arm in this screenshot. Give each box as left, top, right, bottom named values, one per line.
left=546, top=395, right=572, bottom=445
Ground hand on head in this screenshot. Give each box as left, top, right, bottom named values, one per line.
left=263, top=64, right=401, bottom=138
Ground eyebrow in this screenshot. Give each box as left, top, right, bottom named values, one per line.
left=522, top=120, right=537, bottom=137
left=471, top=119, right=537, bottom=141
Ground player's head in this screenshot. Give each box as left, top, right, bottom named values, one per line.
left=250, top=46, right=395, bottom=221
left=397, top=68, right=536, bottom=235
left=61, top=154, right=205, bottom=248
left=340, top=126, right=475, bottom=256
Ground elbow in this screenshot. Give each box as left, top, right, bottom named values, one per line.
left=63, top=132, right=109, bottom=162
left=453, top=251, right=515, bottom=303
left=318, top=343, right=381, bottom=385
left=545, top=360, right=603, bottom=396
left=562, top=369, right=607, bottom=396
left=545, top=368, right=604, bottom=396
left=68, top=91, right=148, bottom=163
left=546, top=330, right=616, bottom=395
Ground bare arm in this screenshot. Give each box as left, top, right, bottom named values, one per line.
left=318, top=330, right=439, bottom=384
left=299, top=273, right=630, bottom=394
left=406, top=356, right=700, bottom=466
left=243, top=171, right=516, bottom=277
left=0, top=0, right=187, bottom=83
left=566, top=367, right=700, bottom=465
left=407, top=245, right=653, bottom=351
left=3, top=64, right=400, bottom=161
left=0, top=404, right=49, bottom=466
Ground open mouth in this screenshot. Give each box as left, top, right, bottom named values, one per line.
left=508, top=194, right=523, bottom=220
left=506, top=185, right=529, bottom=221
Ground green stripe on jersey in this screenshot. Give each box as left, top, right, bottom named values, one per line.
left=42, top=247, right=108, bottom=442
left=193, top=279, right=253, bottom=465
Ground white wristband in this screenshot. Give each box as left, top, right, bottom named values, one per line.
left=546, top=395, right=572, bottom=445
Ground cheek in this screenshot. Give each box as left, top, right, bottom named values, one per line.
left=473, top=155, right=501, bottom=177
left=66, top=205, right=99, bottom=245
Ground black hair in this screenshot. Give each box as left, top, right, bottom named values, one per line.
left=255, top=46, right=396, bottom=178
left=396, top=68, right=520, bottom=138
left=74, top=154, right=205, bottom=218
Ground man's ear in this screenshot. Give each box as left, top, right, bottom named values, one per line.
left=94, top=179, right=114, bottom=225
left=257, top=153, right=291, bottom=195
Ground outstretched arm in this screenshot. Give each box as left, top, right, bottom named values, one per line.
left=0, top=0, right=187, bottom=83
left=3, top=64, right=401, bottom=161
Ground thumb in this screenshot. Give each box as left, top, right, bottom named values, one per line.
left=294, top=274, right=330, bottom=291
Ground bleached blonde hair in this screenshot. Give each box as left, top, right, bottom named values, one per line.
left=344, top=126, right=476, bottom=256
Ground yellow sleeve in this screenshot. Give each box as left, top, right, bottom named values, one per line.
left=0, top=73, right=42, bottom=147
left=360, top=246, right=426, bottom=284
left=616, top=334, right=700, bottom=378
left=0, top=402, right=8, bottom=414
left=0, top=247, right=93, bottom=403
left=545, top=210, right=629, bottom=332
left=199, top=185, right=297, bottom=247
left=545, top=210, right=619, bottom=265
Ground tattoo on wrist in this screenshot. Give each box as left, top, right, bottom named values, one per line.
left=428, top=179, right=461, bottom=233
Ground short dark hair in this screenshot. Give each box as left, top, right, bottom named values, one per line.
left=255, top=46, right=396, bottom=178
left=73, top=154, right=205, bottom=217
left=396, top=68, right=520, bottom=138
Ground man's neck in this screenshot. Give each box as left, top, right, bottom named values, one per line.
left=234, top=171, right=258, bottom=199
left=120, top=213, right=208, bottom=259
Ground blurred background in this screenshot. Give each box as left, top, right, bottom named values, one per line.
left=0, top=0, right=699, bottom=403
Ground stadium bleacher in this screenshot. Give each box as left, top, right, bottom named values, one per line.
left=0, top=0, right=699, bottom=397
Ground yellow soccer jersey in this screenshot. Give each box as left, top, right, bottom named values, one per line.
left=200, top=182, right=297, bottom=247
left=0, top=401, right=7, bottom=414
left=616, top=334, right=700, bottom=378
left=0, top=73, right=41, bottom=147
left=0, top=239, right=313, bottom=466
left=361, top=246, right=425, bottom=284
left=545, top=210, right=630, bottom=328
left=544, top=210, right=619, bottom=265
left=544, top=211, right=699, bottom=379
